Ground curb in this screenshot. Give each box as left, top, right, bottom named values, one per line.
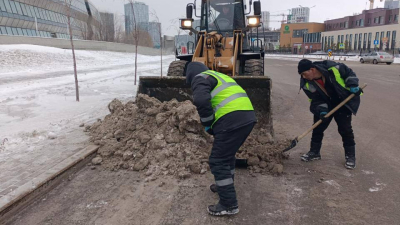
left=0, top=145, right=99, bottom=223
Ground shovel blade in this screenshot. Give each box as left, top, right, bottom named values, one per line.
left=283, top=138, right=299, bottom=152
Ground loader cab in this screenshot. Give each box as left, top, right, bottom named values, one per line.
left=200, top=0, right=246, bottom=34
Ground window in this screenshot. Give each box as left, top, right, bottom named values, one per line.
left=360, top=19, right=364, bottom=27
left=34, top=7, right=41, bottom=19
left=375, top=32, right=379, bottom=41
left=368, top=33, right=372, bottom=50
left=358, top=33, right=362, bottom=50
left=341, top=35, right=344, bottom=43
left=356, top=20, right=359, bottom=26
left=391, top=31, right=396, bottom=49
left=20, top=3, right=28, bottom=16
left=6, top=26, right=12, bottom=34
left=349, top=34, right=353, bottom=50
left=379, top=16, right=383, bottom=24
left=354, top=34, right=358, bottom=50
left=27, top=29, right=33, bottom=36
left=363, top=33, right=367, bottom=50
left=11, top=27, right=17, bottom=35
left=387, top=31, right=391, bottom=49
left=395, top=15, right=399, bottom=21
left=293, top=29, right=308, bottom=38
left=16, top=28, right=22, bottom=35
left=374, top=17, right=378, bottom=23
left=0, top=0, right=6, bottom=12
left=3, top=0, right=12, bottom=13
left=22, top=29, right=28, bottom=36
left=27, top=5, right=35, bottom=17
left=368, top=18, right=371, bottom=24
left=389, top=15, right=392, bottom=22
left=8, top=0, right=17, bottom=14
left=14, top=1, right=23, bottom=15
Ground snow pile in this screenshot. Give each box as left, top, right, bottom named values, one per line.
left=0, top=44, right=171, bottom=75
left=88, top=94, right=287, bottom=180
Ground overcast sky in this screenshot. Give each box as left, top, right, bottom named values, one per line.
left=90, top=0, right=386, bottom=36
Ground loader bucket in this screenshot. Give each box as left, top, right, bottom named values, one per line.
left=138, top=76, right=273, bottom=132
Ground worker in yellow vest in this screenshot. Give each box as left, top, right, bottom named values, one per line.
left=297, top=59, right=362, bottom=169
left=186, top=62, right=256, bottom=216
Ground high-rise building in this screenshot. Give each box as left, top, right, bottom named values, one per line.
left=288, top=7, right=310, bottom=23
left=0, top=0, right=102, bottom=40
left=385, top=0, right=400, bottom=9
left=124, top=1, right=149, bottom=34
left=148, top=22, right=161, bottom=48
left=261, top=11, right=270, bottom=30
left=100, top=12, right=115, bottom=42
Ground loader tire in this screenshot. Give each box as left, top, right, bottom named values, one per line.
left=244, top=59, right=264, bottom=76
left=167, top=60, right=188, bottom=77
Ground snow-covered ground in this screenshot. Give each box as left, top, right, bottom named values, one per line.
left=0, top=45, right=174, bottom=166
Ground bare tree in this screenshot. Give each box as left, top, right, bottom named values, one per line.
left=64, top=0, right=79, bottom=102
left=127, top=0, right=139, bottom=85
left=150, top=10, right=163, bottom=77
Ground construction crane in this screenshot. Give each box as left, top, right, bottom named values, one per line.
left=369, top=0, right=383, bottom=9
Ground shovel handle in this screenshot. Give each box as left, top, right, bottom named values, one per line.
left=296, top=83, right=367, bottom=142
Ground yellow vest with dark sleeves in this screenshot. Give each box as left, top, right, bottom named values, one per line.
left=200, top=70, right=254, bottom=127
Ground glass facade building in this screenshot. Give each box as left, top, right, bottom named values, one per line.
left=0, top=0, right=102, bottom=40
left=124, top=1, right=149, bottom=35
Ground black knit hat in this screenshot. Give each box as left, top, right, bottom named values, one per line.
left=298, top=59, right=313, bottom=74
left=186, top=62, right=209, bottom=85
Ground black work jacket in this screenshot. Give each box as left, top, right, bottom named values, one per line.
left=300, top=60, right=361, bottom=115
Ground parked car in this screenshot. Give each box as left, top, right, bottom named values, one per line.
left=360, top=52, right=394, bottom=65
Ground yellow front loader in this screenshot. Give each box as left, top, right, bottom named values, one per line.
left=138, top=0, right=272, bottom=132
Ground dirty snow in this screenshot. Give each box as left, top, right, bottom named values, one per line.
left=88, top=95, right=288, bottom=179
left=0, top=44, right=175, bottom=167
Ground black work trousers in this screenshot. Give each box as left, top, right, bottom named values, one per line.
left=209, top=123, right=255, bottom=207
left=311, top=110, right=355, bottom=148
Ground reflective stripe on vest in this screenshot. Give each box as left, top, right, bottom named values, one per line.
left=328, top=66, right=349, bottom=90
left=328, top=66, right=363, bottom=95
left=201, top=70, right=254, bottom=127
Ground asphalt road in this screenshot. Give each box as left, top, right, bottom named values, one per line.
left=268, top=57, right=400, bottom=224
left=6, top=58, right=400, bottom=225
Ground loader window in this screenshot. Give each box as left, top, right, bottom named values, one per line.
left=206, top=0, right=245, bottom=32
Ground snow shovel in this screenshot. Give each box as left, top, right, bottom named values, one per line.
left=283, top=84, right=367, bottom=153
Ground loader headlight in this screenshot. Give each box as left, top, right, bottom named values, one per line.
left=247, top=15, right=261, bottom=27
left=180, top=19, right=193, bottom=30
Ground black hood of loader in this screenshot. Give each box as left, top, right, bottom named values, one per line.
left=186, top=62, right=209, bottom=85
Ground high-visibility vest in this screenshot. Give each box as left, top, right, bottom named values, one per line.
left=198, top=70, right=254, bottom=127
left=328, top=66, right=363, bottom=95
left=304, top=66, right=362, bottom=96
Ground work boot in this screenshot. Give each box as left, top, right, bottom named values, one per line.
left=301, top=142, right=322, bottom=162
left=344, top=146, right=356, bottom=169
left=207, top=203, right=239, bottom=216
left=210, top=184, right=218, bottom=193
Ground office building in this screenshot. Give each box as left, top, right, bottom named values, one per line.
left=0, top=0, right=102, bottom=39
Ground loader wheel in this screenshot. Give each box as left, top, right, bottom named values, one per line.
left=244, top=59, right=264, bottom=76
left=167, top=60, right=188, bottom=76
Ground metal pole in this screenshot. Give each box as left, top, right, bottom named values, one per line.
left=35, top=17, right=38, bottom=35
